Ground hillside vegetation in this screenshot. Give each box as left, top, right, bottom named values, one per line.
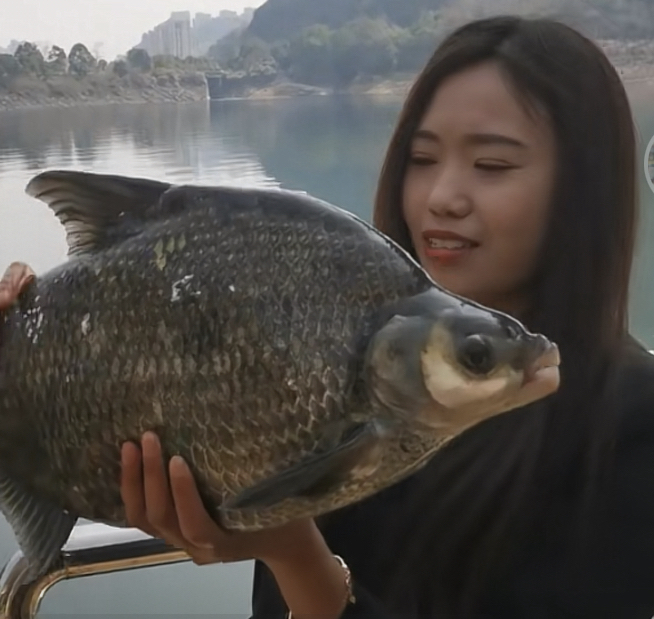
left=208, top=0, right=654, bottom=88
left=0, top=42, right=217, bottom=109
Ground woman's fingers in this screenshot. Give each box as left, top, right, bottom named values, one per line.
left=140, top=432, right=188, bottom=548
left=169, top=455, right=228, bottom=551
left=121, top=433, right=246, bottom=565
left=120, top=442, right=147, bottom=527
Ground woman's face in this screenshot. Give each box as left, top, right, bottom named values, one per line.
left=402, top=61, right=557, bottom=315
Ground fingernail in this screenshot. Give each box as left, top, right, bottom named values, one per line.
left=142, top=431, right=158, bottom=445
left=20, top=274, right=35, bottom=287
left=170, top=455, right=186, bottom=471
left=120, top=443, right=132, bottom=464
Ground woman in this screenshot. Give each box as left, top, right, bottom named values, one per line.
left=123, top=15, right=654, bottom=619
left=6, top=14, right=654, bottom=618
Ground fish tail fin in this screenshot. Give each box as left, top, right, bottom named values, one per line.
left=0, top=473, right=77, bottom=580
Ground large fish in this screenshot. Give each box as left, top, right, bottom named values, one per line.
left=0, top=170, right=560, bottom=578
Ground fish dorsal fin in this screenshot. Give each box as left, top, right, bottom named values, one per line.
left=25, top=170, right=172, bottom=257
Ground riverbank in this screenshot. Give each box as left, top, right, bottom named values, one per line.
left=1, top=39, right=654, bottom=112
left=0, top=84, right=207, bottom=112
left=245, top=39, right=654, bottom=100
left=0, top=69, right=207, bottom=111
left=0, top=78, right=409, bottom=112
left=223, top=67, right=654, bottom=102
left=3, top=69, right=654, bottom=111
left=228, top=74, right=418, bottom=101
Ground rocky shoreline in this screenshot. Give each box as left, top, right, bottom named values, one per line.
left=222, top=67, right=654, bottom=102
left=2, top=70, right=653, bottom=112
left=0, top=78, right=412, bottom=113
left=0, top=83, right=208, bottom=112
left=1, top=39, right=654, bottom=112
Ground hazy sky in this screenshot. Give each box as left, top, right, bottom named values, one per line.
left=1, top=0, right=266, bottom=60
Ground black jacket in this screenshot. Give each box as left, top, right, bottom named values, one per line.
left=250, top=341, right=654, bottom=618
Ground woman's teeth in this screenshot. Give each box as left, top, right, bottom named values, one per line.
left=427, top=239, right=472, bottom=249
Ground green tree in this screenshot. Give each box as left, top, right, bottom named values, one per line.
left=207, top=27, right=245, bottom=65
left=287, top=25, right=335, bottom=85
left=153, top=54, right=180, bottom=70
left=331, top=17, right=399, bottom=83
left=127, top=48, right=152, bottom=72
left=46, top=45, right=68, bottom=76
left=270, top=39, right=291, bottom=72
left=0, top=53, right=21, bottom=87
left=112, top=59, right=129, bottom=78
left=68, top=43, right=96, bottom=77
left=232, top=34, right=276, bottom=73
left=394, top=11, right=442, bottom=71
left=14, top=42, right=46, bottom=77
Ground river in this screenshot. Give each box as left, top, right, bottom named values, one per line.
left=0, top=87, right=653, bottom=616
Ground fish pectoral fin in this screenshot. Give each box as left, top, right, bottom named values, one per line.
left=224, top=420, right=389, bottom=511
left=0, top=473, right=77, bottom=579
left=25, top=170, right=172, bottom=257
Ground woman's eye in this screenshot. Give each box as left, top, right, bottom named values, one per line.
left=409, top=154, right=437, bottom=166
left=476, top=161, right=515, bottom=172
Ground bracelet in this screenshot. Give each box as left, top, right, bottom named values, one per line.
left=334, top=554, right=356, bottom=605
left=285, top=554, right=356, bottom=618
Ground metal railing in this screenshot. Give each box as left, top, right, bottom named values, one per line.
left=0, top=522, right=191, bottom=619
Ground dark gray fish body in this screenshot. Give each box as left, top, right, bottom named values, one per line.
left=0, top=171, right=560, bottom=578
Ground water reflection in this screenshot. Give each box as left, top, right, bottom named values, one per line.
left=207, top=96, right=403, bottom=216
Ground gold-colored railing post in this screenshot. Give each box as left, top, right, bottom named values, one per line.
left=0, top=523, right=190, bottom=619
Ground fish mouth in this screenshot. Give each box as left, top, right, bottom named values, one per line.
left=522, top=343, right=560, bottom=386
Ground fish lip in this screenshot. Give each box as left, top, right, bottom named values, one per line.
left=422, top=229, right=479, bottom=247
left=523, top=343, right=561, bottom=385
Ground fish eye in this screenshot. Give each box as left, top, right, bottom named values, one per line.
left=458, top=335, right=496, bottom=375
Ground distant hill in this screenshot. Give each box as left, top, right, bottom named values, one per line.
left=435, top=0, right=654, bottom=40
left=246, top=0, right=445, bottom=43
left=206, top=0, right=654, bottom=91
left=193, top=10, right=255, bottom=56
left=207, top=0, right=445, bottom=87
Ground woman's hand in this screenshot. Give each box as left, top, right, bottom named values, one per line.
left=121, top=433, right=353, bottom=618
left=0, top=262, right=35, bottom=309
left=120, top=432, right=319, bottom=566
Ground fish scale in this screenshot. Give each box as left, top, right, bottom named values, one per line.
left=0, top=170, right=560, bottom=578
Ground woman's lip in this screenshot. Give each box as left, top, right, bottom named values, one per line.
left=422, top=229, right=478, bottom=245
left=424, top=245, right=476, bottom=265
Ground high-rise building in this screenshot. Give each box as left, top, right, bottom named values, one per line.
left=136, top=9, right=255, bottom=59
left=138, top=11, right=192, bottom=58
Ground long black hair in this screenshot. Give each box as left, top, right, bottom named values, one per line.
left=367, top=15, right=638, bottom=616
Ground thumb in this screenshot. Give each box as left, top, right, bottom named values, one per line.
left=0, top=262, right=35, bottom=309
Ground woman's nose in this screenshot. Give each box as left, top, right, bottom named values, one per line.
left=426, top=167, right=473, bottom=219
